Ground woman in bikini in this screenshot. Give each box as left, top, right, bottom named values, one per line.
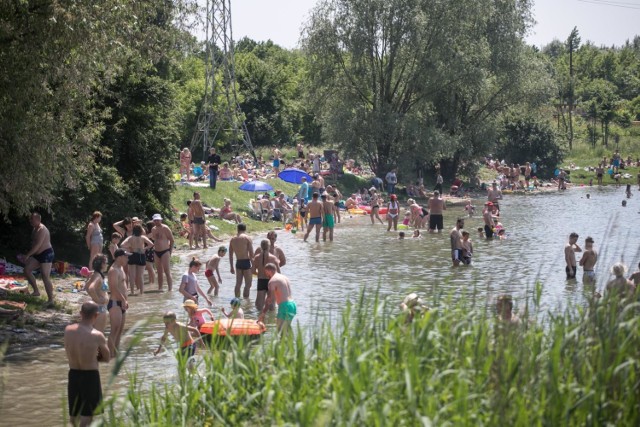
left=220, top=199, right=243, bottom=224
left=121, top=224, right=154, bottom=295
left=369, top=189, right=384, bottom=225
left=85, top=211, right=104, bottom=268
left=85, top=254, right=109, bottom=332
left=180, top=147, right=192, bottom=180
left=386, top=194, right=400, bottom=231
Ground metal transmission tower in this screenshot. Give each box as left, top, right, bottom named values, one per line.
left=190, top=0, right=255, bottom=160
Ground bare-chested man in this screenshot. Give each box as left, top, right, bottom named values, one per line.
left=321, top=194, right=336, bottom=241
left=564, top=232, right=582, bottom=280
left=85, top=254, right=109, bottom=332
left=150, top=214, right=174, bottom=291
left=258, top=264, right=296, bottom=335
left=303, top=192, right=324, bottom=242
left=427, top=190, right=446, bottom=233
left=229, top=223, right=254, bottom=298
left=487, top=182, right=503, bottom=210
left=450, top=218, right=465, bottom=267
left=189, top=192, right=207, bottom=248
left=252, top=240, right=280, bottom=311
left=23, top=212, right=55, bottom=303
left=256, top=230, right=286, bottom=268
left=107, top=249, right=129, bottom=355
left=65, top=301, right=110, bottom=427
left=482, top=202, right=495, bottom=239
left=579, top=236, right=598, bottom=285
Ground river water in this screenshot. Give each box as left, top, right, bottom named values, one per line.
left=2, top=185, right=639, bottom=426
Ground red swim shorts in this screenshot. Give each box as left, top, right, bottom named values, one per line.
left=204, top=269, right=213, bottom=278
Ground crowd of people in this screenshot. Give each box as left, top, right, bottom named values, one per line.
left=16, top=145, right=640, bottom=425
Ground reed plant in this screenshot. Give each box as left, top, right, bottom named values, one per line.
left=102, top=289, right=640, bottom=426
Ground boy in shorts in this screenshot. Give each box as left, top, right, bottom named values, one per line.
left=205, top=246, right=227, bottom=296
left=154, top=311, right=202, bottom=362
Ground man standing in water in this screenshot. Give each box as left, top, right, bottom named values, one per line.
left=23, top=212, right=55, bottom=304
left=450, top=218, right=465, bottom=267
left=150, top=214, right=174, bottom=291
left=229, top=223, right=254, bottom=298
left=321, top=194, right=336, bottom=242
left=65, top=301, right=110, bottom=427
left=107, top=249, right=129, bottom=355
left=303, top=192, right=324, bottom=242
left=265, top=231, right=286, bottom=268
left=258, top=263, right=296, bottom=335
left=427, top=190, right=446, bottom=233
left=252, top=240, right=280, bottom=311
left=482, top=202, right=494, bottom=239
left=579, top=236, right=598, bottom=285
left=564, top=232, right=582, bottom=280
left=487, top=182, right=503, bottom=211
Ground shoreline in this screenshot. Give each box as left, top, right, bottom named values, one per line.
left=0, top=182, right=611, bottom=353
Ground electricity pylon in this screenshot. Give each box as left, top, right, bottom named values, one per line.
left=190, top=0, right=255, bottom=160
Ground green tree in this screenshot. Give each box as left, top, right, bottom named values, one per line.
left=303, top=0, right=546, bottom=178
left=566, top=27, right=581, bottom=150
left=0, top=1, right=195, bottom=217
left=496, top=114, right=564, bottom=177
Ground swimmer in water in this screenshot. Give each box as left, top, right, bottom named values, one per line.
left=398, top=232, right=405, bottom=240
left=622, top=200, right=627, bottom=207
left=586, top=194, right=590, bottom=199
left=412, top=230, right=422, bottom=239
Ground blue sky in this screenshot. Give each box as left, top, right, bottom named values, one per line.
left=223, top=0, right=639, bottom=49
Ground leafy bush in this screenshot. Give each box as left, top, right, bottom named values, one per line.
left=496, top=114, right=565, bottom=177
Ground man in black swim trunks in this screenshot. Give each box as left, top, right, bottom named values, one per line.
left=23, top=212, right=55, bottom=304
left=252, top=239, right=280, bottom=311
left=64, top=301, right=110, bottom=427
left=229, top=223, right=254, bottom=298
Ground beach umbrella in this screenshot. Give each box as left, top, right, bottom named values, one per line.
left=278, top=168, right=313, bottom=184
left=239, top=180, right=274, bottom=193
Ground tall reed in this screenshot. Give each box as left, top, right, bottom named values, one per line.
left=102, top=289, right=640, bottom=426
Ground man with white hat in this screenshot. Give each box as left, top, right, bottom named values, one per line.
left=150, top=213, right=174, bottom=291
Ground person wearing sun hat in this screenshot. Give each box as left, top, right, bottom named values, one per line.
left=150, top=213, right=175, bottom=291
left=182, top=298, right=214, bottom=330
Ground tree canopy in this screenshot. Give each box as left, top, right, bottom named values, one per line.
left=302, top=0, right=551, bottom=177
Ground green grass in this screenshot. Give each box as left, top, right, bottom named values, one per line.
left=101, top=289, right=640, bottom=425
left=171, top=180, right=300, bottom=238
left=170, top=173, right=373, bottom=240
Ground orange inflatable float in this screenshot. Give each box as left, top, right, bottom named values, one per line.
left=200, top=318, right=266, bottom=337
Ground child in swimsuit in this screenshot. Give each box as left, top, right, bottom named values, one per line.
left=221, top=297, right=244, bottom=319
left=205, top=246, right=227, bottom=296
left=182, top=299, right=215, bottom=330
left=154, top=311, right=202, bottom=363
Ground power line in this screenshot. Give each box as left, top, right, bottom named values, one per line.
left=577, top=0, right=640, bottom=10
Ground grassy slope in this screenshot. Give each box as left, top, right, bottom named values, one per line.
left=171, top=181, right=300, bottom=237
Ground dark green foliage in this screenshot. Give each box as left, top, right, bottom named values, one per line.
left=497, top=115, right=564, bottom=177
